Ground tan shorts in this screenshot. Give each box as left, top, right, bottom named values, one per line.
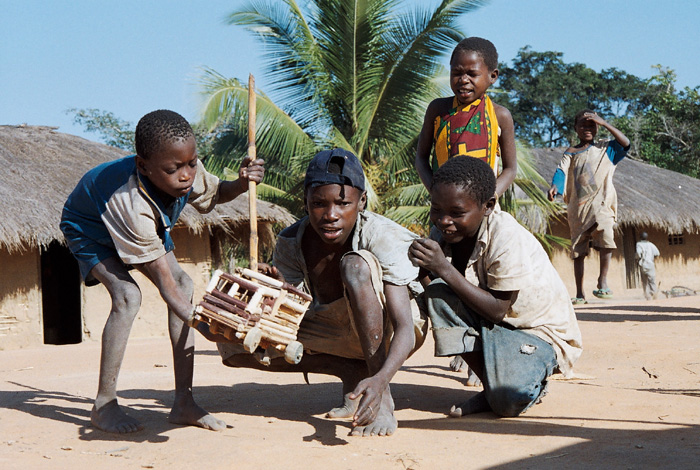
left=571, top=221, right=616, bottom=259
left=218, top=250, right=427, bottom=363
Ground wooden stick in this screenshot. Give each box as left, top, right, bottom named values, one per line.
left=247, top=74, right=258, bottom=271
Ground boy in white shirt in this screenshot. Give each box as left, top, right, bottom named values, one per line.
left=409, top=156, right=582, bottom=417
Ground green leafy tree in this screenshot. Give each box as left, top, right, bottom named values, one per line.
left=67, top=108, right=135, bottom=150
left=496, top=47, right=644, bottom=148
left=200, top=0, right=487, bottom=215
left=618, top=66, right=700, bottom=177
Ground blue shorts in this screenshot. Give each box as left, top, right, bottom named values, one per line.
left=60, top=222, right=130, bottom=286
left=425, top=279, right=557, bottom=417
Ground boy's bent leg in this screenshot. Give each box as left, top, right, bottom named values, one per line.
left=341, top=252, right=396, bottom=437
left=480, top=325, right=557, bottom=417
left=425, top=280, right=557, bottom=418
left=160, top=253, right=226, bottom=431
left=89, top=257, right=144, bottom=433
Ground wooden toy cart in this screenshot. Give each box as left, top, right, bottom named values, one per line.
left=191, top=268, right=312, bottom=364
left=191, top=74, right=312, bottom=364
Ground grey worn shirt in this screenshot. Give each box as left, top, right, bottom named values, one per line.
left=273, top=210, right=421, bottom=295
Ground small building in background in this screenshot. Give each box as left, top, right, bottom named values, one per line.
left=530, top=147, right=700, bottom=299
left=0, top=125, right=294, bottom=350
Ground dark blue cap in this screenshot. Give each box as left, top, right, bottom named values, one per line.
left=304, top=148, right=365, bottom=191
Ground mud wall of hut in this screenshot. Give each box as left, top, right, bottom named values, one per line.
left=0, top=248, right=43, bottom=349
left=549, top=219, right=700, bottom=299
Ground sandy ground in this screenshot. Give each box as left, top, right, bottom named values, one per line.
left=2, top=295, right=700, bottom=469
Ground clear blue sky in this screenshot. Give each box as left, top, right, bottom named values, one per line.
left=2, top=0, right=698, bottom=142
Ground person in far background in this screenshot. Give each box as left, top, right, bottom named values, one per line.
left=636, top=232, right=660, bottom=300
left=547, top=109, right=630, bottom=304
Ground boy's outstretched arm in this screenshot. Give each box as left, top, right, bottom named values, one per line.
left=494, top=104, right=517, bottom=197
left=409, top=238, right=513, bottom=324
left=216, top=156, right=265, bottom=204
left=349, top=283, right=414, bottom=426
left=415, top=100, right=441, bottom=190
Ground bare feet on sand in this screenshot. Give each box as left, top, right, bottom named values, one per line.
left=326, top=384, right=398, bottom=436
left=168, top=395, right=227, bottom=431
left=449, top=356, right=482, bottom=387
left=448, top=391, right=491, bottom=417
left=350, top=389, right=397, bottom=437
left=91, top=399, right=144, bottom=433
left=326, top=392, right=359, bottom=419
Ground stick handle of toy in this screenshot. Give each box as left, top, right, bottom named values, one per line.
left=247, top=74, right=258, bottom=271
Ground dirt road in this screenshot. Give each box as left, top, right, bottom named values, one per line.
left=2, top=296, right=699, bottom=469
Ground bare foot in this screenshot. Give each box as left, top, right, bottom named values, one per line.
left=168, top=395, right=226, bottom=431
left=465, top=368, right=482, bottom=387
left=326, top=392, right=359, bottom=419
left=326, top=364, right=366, bottom=419
left=350, top=389, right=396, bottom=437
left=448, top=391, right=491, bottom=417
left=449, top=355, right=467, bottom=372
left=450, top=356, right=482, bottom=387
left=91, top=399, right=144, bottom=433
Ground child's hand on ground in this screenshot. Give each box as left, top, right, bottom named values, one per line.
left=349, top=375, right=386, bottom=427
left=408, top=238, right=450, bottom=276
left=239, top=156, right=265, bottom=184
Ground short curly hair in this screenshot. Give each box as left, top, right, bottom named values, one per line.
left=451, top=37, right=498, bottom=71
left=431, top=156, right=495, bottom=205
left=135, top=109, right=194, bottom=159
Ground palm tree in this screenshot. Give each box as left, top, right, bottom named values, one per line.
left=199, top=0, right=567, bottom=253
left=200, top=0, right=487, bottom=215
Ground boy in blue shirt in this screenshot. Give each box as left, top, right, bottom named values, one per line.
left=61, top=109, right=264, bottom=433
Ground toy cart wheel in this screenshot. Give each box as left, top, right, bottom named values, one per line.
left=243, top=327, right=263, bottom=353
left=284, top=341, right=304, bottom=364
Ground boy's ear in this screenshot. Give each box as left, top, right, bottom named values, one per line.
left=359, top=191, right=367, bottom=211
left=489, top=68, right=499, bottom=85
left=135, top=155, right=149, bottom=176
left=483, top=194, right=497, bottom=216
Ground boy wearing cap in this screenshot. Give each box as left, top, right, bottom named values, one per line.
left=218, top=148, right=426, bottom=437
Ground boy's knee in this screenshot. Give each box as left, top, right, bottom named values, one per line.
left=486, top=384, right=542, bottom=417
left=112, top=283, right=142, bottom=315
left=424, top=279, right=460, bottom=315
left=339, top=253, right=370, bottom=288
left=425, top=279, right=452, bottom=300
left=173, top=269, right=194, bottom=297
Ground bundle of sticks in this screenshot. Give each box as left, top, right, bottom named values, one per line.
left=191, top=74, right=312, bottom=365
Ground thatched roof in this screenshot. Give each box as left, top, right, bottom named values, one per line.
left=529, top=147, right=700, bottom=234
left=0, top=125, right=295, bottom=252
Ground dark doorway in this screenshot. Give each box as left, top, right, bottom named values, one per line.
left=40, top=241, right=82, bottom=344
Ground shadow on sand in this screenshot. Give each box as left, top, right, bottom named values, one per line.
left=575, top=304, right=700, bottom=323
left=4, top=367, right=700, bottom=466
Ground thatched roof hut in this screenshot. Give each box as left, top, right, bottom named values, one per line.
left=0, top=125, right=295, bottom=252
left=529, top=147, right=700, bottom=234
